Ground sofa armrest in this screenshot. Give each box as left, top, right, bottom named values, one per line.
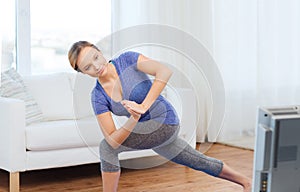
left=0, top=97, right=26, bottom=172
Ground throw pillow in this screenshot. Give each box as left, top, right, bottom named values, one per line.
left=0, top=68, right=44, bottom=125
left=22, top=72, right=75, bottom=120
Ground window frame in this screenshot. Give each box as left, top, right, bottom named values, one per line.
left=16, top=0, right=31, bottom=75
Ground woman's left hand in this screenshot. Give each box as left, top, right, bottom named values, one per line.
left=121, top=100, right=147, bottom=114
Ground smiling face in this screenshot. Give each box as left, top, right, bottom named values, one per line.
left=76, top=46, right=108, bottom=78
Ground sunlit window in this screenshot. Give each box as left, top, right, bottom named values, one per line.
left=0, top=0, right=16, bottom=73
left=30, top=0, right=111, bottom=74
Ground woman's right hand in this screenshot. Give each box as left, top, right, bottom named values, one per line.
left=122, top=101, right=141, bottom=121
left=121, top=100, right=147, bottom=114
left=129, top=108, right=141, bottom=121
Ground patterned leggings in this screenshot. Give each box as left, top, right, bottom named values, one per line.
left=99, top=120, right=223, bottom=177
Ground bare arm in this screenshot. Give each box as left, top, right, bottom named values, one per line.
left=96, top=109, right=140, bottom=149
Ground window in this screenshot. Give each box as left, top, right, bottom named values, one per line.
left=0, top=0, right=16, bottom=74
left=30, top=0, right=111, bottom=74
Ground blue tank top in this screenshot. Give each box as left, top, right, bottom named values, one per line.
left=91, top=51, right=179, bottom=125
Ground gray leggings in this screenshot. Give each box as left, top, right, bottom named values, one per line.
left=99, top=120, right=223, bottom=177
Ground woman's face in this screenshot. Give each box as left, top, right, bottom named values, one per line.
left=77, top=46, right=108, bottom=78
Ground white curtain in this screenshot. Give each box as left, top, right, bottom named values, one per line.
left=211, top=1, right=258, bottom=142
left=257, top=0, right=300, bottom=106
left=213, top=0, right=300, bottom=143
left=0, top=1, right=3, bottom=74
left=112, top=0, right=300, bottom=143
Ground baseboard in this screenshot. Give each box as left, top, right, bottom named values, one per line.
left=217, top=136, right=255, bottom=150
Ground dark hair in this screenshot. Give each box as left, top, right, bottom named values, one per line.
left=68, top=41, right=100, bottom=72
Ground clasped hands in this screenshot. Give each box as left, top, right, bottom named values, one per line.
left=121, top=100, right=147, bottom=121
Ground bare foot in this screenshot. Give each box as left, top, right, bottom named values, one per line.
left=218, top=163, right=252, bottom=192
left=243, top=180, right=252, bottom=192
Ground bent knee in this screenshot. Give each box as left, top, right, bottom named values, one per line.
left=99, top=139, right=113, bottom=154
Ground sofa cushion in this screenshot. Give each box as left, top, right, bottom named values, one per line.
left=25, top=116, right=103, bottom=151
left=23, top=73, right=75, bottom=120
left=0, top=68, right=44, bottom=125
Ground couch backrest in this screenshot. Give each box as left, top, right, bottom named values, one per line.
left=23, top=72, right=96, bottom=121
left=70, top=73, right=96, bottom=119
left=23, top=72, right=184, bottom=122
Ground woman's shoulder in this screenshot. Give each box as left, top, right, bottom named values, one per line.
left=91, top=80, right=106, bottom=102
left=113, top=51, right=140, bottom=67
left=120, top=51, right=140, bottom=58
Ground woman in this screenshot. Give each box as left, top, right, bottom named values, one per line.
left=68, top=41, right=251, bottom=192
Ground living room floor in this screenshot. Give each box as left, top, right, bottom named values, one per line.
left=0, top=144, right=253, bottom=192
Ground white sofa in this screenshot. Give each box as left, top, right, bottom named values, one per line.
left=0, top=72, right=196, bottom=192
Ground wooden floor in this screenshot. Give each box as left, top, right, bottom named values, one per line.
left=0, top=143, right=253, bottom=192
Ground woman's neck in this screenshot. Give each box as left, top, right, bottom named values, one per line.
left=98, top=63, right=118, bottom=84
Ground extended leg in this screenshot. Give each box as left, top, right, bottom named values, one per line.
left=153, top=138, right=251, bottom=191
